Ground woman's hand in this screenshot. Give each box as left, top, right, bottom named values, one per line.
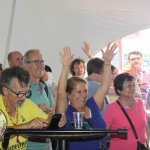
left=101, top=42, right=117, bottom=62
left=58, top=113, right=66, bottom=128
left=59, top=46, right=74, bottom=67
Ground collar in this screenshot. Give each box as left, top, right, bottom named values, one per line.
left=118, top=97, right=135, bottom=109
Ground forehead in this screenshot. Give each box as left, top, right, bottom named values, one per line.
left=123, top=79, right=135, bottom=85
left=112, top=68, right=118, bottom=73
left=129, top=54, right=142, bottom=59
left=29, top=51, right=44, bottom=60
left=73, top=82, right=88, bottom=89
left=11, top=52, right=22, bottom=59
left=74, top=62, right=84, bottom=67
left=11, top=78, right=29, bottom=89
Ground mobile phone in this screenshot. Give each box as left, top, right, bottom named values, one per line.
left=47, top=114, right=62, bottom=129
left=69, top=121, right=91, bottom=129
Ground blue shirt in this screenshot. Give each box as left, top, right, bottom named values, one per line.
left=86, top=78, right=110, bottom=115
left=27, top=81, right=54, bottom=150
left=65, top=97, right=107, bottom=150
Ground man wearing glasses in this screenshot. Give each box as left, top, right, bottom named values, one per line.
left=127, top=51, right=150, bottom=100
left=23, top=49, right=55, bottom=150
left=0, top=66, right=66, bottom=150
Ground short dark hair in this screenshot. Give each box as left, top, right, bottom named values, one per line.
left=0, top=66, right=31, bottom=95
left=87, top=58, right=104, bottom=75
left=113, top=73, right=135, bottom=96
left=128, top=51, right=142, bottom=60
left=45, top=65, right=52, bottom=72
left=111, top=65, right=118, bottom=73
left=70, top=58, right=85, bottom=76
left=0, top=63, right=3, bottom=71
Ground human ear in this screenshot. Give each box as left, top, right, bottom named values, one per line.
left=117, top=89, right=121, bottom=94
left=67, top=93, right=71, bottom=100
left=2, top=87, right=8, bottom=96
left=24, top=63, right=30, bottom=70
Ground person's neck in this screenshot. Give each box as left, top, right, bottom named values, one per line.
left=3, top=96, right=16, bottom=116
left=31, top=78, right=39, bottom=85
left=87, top=75, right=100, bottom=83
left=75, top=74, right=84, bottom=78
left=70, top=104, right=85, bottom=112
left=119, top=96, right=134, bottom=108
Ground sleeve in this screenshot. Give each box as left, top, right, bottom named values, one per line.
left=141, top=100, right=150, bottom=120
left=27, top=99, right=48, bottom=120
left=49, top=83, right=57, bottom=97
left=104, top=104, right=115, bottom=127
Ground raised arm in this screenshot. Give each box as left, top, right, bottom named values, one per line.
left=82, top=41, right=94, bottom=59
left=55, top=47, right=74, bottom=114
left=94, top=43, right=117, bottom=109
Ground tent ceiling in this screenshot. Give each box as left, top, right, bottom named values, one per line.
left=1, top=0, right=150, bottom=81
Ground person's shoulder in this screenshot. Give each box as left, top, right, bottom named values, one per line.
left=133, top=98, right=143, bottom=103
left=143, top=71, right=150, bottom=78
left=24, top=98, right=38, bottom=106
left=107, top=101, right=118, bottom=108
left=86, top=78, right=100, bottom=85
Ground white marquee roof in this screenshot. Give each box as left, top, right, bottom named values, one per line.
left=1, top=0, right=150, bottom=81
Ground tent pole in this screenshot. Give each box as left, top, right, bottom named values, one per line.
left=3, top=0, right=16, bottom=68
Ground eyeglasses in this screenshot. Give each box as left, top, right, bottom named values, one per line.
left=5, top=87, right=32, bottom=98
left=130, top=57, right=141, bottom=61
left=111, top=72, right=118, bottom=76
left=27, top=60, right=45, bottom=66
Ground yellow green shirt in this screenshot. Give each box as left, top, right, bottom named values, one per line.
left=0, top=95, right=48, bottom=150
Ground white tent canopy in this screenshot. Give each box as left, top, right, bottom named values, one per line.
left=1, top=0, right=150, bottom=82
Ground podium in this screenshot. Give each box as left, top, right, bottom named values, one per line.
left=2, top=128, right=127, bottom=150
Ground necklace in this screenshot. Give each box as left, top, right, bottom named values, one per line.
left=3, top=97, right=19, bottom=125
left=2, top=97, right=20, bottom=143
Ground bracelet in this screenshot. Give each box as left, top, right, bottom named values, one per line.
left=88, top=54, right=93, bottom=59
left=104, top=63, right=111, bottom=66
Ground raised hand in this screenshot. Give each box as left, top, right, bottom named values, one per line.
left=101, top=42, right=118, bottom=62
left=82, top=41, right=91, bottom=57
left=59, top=46, right=74, bottom=67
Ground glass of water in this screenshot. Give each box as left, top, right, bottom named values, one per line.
left=73, top=112, right=84, bottom=129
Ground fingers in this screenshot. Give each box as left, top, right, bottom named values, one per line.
left=63, top=46, right=71, bottom=55
left=58, top=113, right=66, bottom=128
left=29, top=118, right=49, bottom=129
left=106, top=42, right=117, bottom=52
left=109, top=43, right=117, bottom=52
left=47, top=106, right=55, bottom=116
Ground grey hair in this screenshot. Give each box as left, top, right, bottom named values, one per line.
left=23, top=49, right=41, bottom=63
left=0, top=66, right=31, bottom=95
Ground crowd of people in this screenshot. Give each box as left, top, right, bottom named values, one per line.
left=0, top=41, right=150, bottom=150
